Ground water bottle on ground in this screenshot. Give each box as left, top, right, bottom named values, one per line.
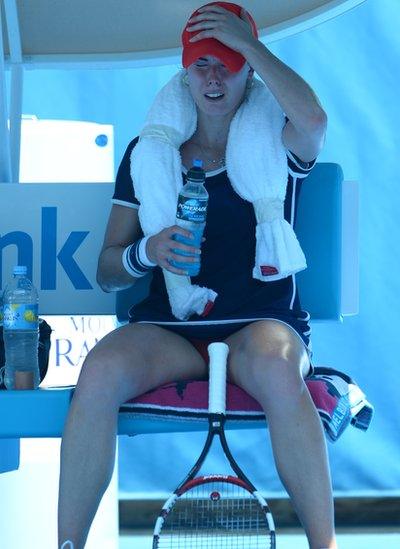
left=171, top=159, right=208, bottom=277
left=3, top=266, right=40, bottom=390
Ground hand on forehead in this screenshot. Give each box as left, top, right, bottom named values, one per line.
left=182, top=2, right=258, bottom=73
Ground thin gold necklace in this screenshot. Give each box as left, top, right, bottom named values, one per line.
left=192, top=142, right=226, bottom=168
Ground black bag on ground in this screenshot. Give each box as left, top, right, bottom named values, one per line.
left=0, top=318, right=53, bottom=389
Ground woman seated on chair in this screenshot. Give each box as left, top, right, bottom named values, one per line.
left=57, top=3, right=333, bottom=548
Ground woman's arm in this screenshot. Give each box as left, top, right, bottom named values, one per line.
left=187, top=4, right=327, bottom=161
left=97, top=203, right=200, bottom=292
left=240, top=40, right=327, bottom=162
left=96, top=204, right=143, bottom=292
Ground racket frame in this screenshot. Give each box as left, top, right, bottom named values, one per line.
left=153, top=342, right=276, bottom=547
left=153, top=413, right=276, bottom=547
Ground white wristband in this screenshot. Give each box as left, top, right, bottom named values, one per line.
left=122, top=237, right=156, bottom=279
left=138, top=235, right=157, bottom=267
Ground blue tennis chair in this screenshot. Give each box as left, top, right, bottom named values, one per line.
left=0, top=162, right=358, bottom=453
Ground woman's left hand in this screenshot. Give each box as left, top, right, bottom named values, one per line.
left=186, top=4, right=258, bottom=56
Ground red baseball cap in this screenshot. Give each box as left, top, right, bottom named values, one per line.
left=182, top=2, right=258, bottom=73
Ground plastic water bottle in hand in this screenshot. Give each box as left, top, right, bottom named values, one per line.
left=171, top=159, right=208, bottom=277
left=3, top=266, right=40, bottom=390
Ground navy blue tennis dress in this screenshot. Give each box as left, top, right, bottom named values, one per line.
left=112, top=137, right=317, bottom=360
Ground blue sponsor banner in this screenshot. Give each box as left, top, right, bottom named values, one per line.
left=0, top=183, right=115, bottom=315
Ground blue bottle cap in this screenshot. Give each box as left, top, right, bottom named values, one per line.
left=13, top=266, right=27, bottom=275
left=187, top=159, right=205, bottom=182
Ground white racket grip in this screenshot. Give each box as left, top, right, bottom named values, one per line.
left=207, top=342, right=229, bottom=415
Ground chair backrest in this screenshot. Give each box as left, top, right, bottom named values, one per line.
left=295, top=163, right=359, bottom=320
left=116, top=163, right=359, bottom=322
left=0, top=163, right=358, bottom=320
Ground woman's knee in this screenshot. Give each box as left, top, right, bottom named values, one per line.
left=240, top=321, right=306, bottom=362
left=227, top=320, right=309, bottom=398
left=74, top=327, right=147, bottom=404
left=246, top=355, right=304, bottom=401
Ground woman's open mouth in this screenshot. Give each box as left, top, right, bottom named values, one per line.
left=204, top=93, right=225, bottom=101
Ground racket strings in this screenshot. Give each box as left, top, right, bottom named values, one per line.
left=156, top=480, right=273, bottom=548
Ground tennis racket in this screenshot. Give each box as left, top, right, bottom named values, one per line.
left=152, top=341, right=276, bottom=548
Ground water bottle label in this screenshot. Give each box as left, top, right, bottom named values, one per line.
left=3, top=304, right=39, bottom=330
left=177, top=196, right=207, bottom=223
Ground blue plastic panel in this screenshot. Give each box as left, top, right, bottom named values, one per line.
left=0, top=439, right=20, bottom=473
left=296, top=163, right=344, bottom=320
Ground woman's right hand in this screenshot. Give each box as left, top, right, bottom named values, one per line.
left=146, top=225, right=203, bottom=275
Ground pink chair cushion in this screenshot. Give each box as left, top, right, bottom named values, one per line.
left=121, top=367, right=373, bottom=442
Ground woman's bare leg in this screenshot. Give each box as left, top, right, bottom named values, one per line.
left=225, top=320, right=337, bottom=549
left=57, top=323, right=207, bottom=549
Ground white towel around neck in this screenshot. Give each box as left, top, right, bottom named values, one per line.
left=131, top=70, right=307, bottom=321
